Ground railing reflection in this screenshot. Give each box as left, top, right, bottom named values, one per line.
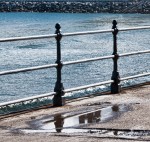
left=54, top=114, right=64, bottom=133
left=43, top=104, right=126, bottom=133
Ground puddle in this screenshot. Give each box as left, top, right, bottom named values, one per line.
left=29, top=104, right=130, bottom=133
left=18, top=104, right=150, bottom=139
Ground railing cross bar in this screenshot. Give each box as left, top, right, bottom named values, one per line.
left=0, top=64, right=57, bottom=76
left=0, top=26, right=150, bottom=43
left=120, top=72, right=150, bottom=81
left=119, top=50, right=150, bottom=57
left=64, top=80, right=114, bottom=93
left=63, top=55, right=114, bottom=65
left=0, top=92, right=55, bottom=108
left=119, top=26, right=150, bottom=32
left=0, top=34, right=56, bottom=42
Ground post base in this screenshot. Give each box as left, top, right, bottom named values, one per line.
left=111, top=83, right=121, bottom=94
left=53, top=95, right=65, bottom=107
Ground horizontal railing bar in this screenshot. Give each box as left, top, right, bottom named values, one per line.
left=0, top=34, right=56, bottom=42
left=119, top=26, right=150, bottom=32
left=63, top=55, right=114, bottom=65
left=0, top=55, right=114, bottom=76
left=63, top=29, right=113, bottom=37
left=0, top=29, right=113, bottom=43
left=0, top=49, right=149, bottom=76
left=64, top=80, right=114, bottom=93
left=0, top=64, right=57, bottom=76
left=64, top=26, right=150, bottom=37
left=0, top=92, right=56, bottom=108
left=120, top=72, right=150, bottom=81
left=0, top=26, right=149, bottom=43
left=119, top=50, right=150, bottom=57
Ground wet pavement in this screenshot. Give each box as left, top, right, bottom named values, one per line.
left=0, top=83, right=150, bottom=142
left=27, top=104, right=130, bottom=133
left=15, top=103, right=150, bottom=140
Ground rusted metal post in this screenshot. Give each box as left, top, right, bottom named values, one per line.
left=111, top=20, right=120, bottom=94
left=53, top=23, right=64, bottom=106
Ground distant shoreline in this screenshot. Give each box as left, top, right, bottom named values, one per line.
left=0, top=1, right=150, bottom=14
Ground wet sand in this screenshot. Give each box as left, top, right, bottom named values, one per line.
left=0, top=83, right=150, bottom=142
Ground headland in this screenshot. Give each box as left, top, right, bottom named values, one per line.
left=0, top=0, right=150, bottom=13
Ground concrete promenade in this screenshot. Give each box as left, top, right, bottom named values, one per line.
left=0, top=83, right=150, bottom=142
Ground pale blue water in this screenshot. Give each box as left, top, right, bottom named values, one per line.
left=0, top=13, right=150, bottom=103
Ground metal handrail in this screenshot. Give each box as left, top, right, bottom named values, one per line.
left=63, top=55, right=114, bottom=66
left=0, top=29, right=113, bottom=42
left=0, top=21, right=150, bottom=109
left=62, top=29, right=113, bottom=37
left=1, top=49, right=149, bottom=76
left=0, top=49, right=150, bottom=76
left=0, top=80, right=114, bottom=108
left=119, top=50, right=150, bottom=57
left=0, top=34, right=56, bottom=42
left=120, top=72, right=150, bottom=81
left=64, top=80, right=114, bottom=93
left=119, top=26, right=150, bottom=32
left=0, top=64, right=57, bottom=76
left=0, top=55, right=114, bottom=76
left=0, top=26, right=150, bottom=43
left=0, top=92, right=55, bottom=108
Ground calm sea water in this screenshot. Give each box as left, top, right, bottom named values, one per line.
left=0, top=13, right=150, bottom=103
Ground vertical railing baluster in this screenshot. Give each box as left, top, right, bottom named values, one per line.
left=53, top=23, right=64, bottom=106
left=111, top=20, right=120, bottom=94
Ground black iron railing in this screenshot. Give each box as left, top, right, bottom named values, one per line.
left=0, top=20, right=150, bottom=109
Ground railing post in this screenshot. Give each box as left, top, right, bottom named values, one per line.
left=53, top=23, right=64, bottom=106
left=111, top=20, right=120, bottom=94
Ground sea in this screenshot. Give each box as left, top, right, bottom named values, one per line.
left=0, top=12, right=150, bottom=104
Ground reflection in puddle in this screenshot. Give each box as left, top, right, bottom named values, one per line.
left=39, top=104, right=129, bottom=133
left=20, top=104, right=150, bottom=139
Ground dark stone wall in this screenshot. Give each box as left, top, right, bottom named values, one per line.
left=0, top=1, right=150, bottom=13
